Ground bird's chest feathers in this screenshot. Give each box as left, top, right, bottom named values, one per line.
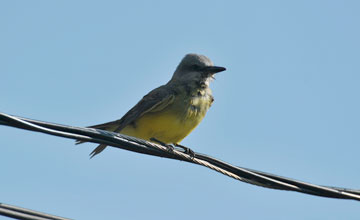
left=185, top=88, right=213, bottom=121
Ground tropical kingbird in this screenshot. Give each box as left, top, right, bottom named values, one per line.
left=80, top=53, right=226, bottom=157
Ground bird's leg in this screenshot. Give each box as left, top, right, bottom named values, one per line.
left=174, top=143, right=195, bottom=158
left=150, top=137, right=174, bottom=152
left=150, top=138, right=195, bottom=158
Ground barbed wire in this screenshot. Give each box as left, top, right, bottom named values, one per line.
left=0, top=112, right=359, bottom=219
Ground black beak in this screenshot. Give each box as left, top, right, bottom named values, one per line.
left=203, top=66, right=226, bottom=74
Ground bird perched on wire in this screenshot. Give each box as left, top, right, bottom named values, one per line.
left=77, top=53, right=226, bottom=158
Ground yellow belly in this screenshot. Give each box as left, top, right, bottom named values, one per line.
left=119, top=108, right=204, bottom=144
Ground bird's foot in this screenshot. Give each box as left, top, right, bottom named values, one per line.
left=150, top=138, right=195, bottom=159
left=175, top=143, right=196, bottom=159
left=150, top=138, right=174, bottom=152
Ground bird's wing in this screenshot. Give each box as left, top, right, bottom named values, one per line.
left=90, top=85, right=175, bottom=132
left=80, top=85, right=176, bottom=157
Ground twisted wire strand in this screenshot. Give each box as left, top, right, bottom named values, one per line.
left=1, top=112, right=359, bottom=202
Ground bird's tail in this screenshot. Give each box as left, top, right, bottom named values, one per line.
left=89, top=144, right=107, bottom=158
left=75, top=120, right=120, bottom=158
left=75, top=141, right=108, bottom=158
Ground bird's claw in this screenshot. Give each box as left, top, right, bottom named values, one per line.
left=150, top=137, right=174, bottom=152
left=150, top=138, right=195, bottom=158
left=175, top=144, right=196, bottom=159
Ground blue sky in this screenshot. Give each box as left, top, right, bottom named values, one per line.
left=1, top=0, right=360, bottom=219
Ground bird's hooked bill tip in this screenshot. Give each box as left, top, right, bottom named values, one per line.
left=204, top=66, right=226, bottom=74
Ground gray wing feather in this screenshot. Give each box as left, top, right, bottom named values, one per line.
left=78, top=85, right=175, bottom=158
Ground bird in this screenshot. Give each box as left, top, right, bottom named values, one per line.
left=78, top=53, right=226, bottom=158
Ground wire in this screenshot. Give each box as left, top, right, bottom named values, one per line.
left=0, top=203, right=70, bottom=220
left=1, top=112, right=360, bottom=204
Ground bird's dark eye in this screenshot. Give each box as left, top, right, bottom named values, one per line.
left=191, top=64, right=201, bottom=71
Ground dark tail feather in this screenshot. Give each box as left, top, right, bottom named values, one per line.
left=75, top=140, right=86, bottom=145
left=74, top=123, right=113, bottom=146
left=76, top=140, right=108, bottom=158
left=89, top=144, right=107, bottom=158
left=75, top=120, right=121, bottom=157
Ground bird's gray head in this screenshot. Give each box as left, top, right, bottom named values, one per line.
left=170, top=54, right=226, bottom=86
